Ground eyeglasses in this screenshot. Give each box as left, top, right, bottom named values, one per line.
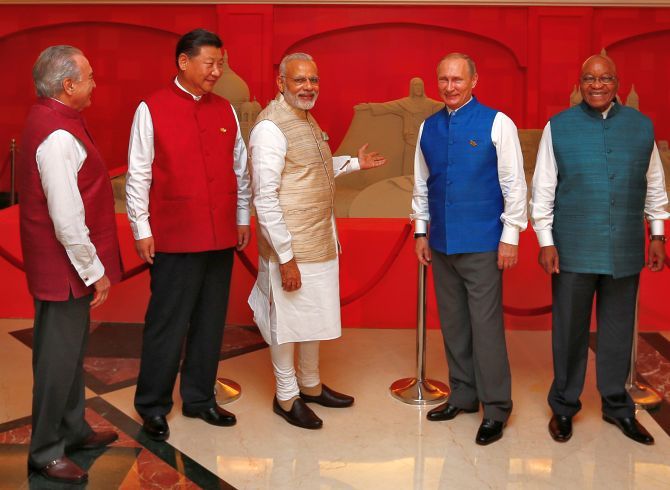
left=282, top=76, right=320, bottom=86
left=580, top=75, right=617, bottom=85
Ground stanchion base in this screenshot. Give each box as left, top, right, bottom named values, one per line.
left=215, top=378, right=241, bottom=405
left=389, top=377, right=450, bottom=405
left=627, top=381, right=662, bottom=410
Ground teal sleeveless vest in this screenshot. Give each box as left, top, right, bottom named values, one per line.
left=550, top=102, right=654, bottom=278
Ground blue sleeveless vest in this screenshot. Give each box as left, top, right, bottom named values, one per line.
left=420, top=97, right=502, bottom=255
left=550, top=102, right=654, bottom=278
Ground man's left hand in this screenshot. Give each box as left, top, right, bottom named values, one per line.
left=237, top=225, right=250, bottom=251
left=498, top=242, right=518, bottom=270
left=357, top=143, right=387, bottom=170
left=648, top=239, right=666, bottom=272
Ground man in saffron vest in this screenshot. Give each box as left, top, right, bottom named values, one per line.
left=248, top=53, right=386, bottom=429
left=531, top=55, right=668, bottom=445
left=126, top=29, right=251, bottom=440
left=412, top=53, right=528, bottom=445
left=19, top=45, right=122, bottom=484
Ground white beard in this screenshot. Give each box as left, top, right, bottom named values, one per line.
left=283, top=90, right=318, bottom=111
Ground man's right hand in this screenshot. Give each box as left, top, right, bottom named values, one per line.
left=135, top=237, right=155, bottom=265
left=538, top=245, right=560, bottom=274
left=90, top=274, right=111, bottom=308
left=279, top=258, right=301, bottom=292
left=415, top=237, right=432, bottom=266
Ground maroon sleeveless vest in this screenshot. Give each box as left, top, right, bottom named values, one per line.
left=144, top=84, right=239, bottom=252
left=19, top=98, right=122, bottom=301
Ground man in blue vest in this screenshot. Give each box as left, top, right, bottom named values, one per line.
left=412, top=53, right=528, bottom=445
left=531, top=54, right=668, bottom=445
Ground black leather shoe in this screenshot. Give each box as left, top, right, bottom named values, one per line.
left=273, top=397, right=323, bottom=429
left=142, top=415, right=169, bottom=441
left=29, top=456, right=88, bottom=484
left=603, top=415, right=654, bottom=445
left=427, top=402, right=478, bottom=421
left=475, top=418, right=505, bottom=445
left=183, top=405, right=236, bottom=427
left=548, top=414, right=573, bottom=442
left=300, top=384, right=354, bottom=408
left=67, top=430, right=119, bottom=451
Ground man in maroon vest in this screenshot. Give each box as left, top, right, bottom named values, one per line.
left=19, top=45, right=123, bottom=484
left=126, top=29, right=251, bottom=441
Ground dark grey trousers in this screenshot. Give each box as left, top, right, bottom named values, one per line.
left=548, top=271, right=638, bottom=418
left=29, top=294, right=93, bottom=467
left=134, top=249, right=234, bottom=418
left=431, top=250, right=512, bottom=422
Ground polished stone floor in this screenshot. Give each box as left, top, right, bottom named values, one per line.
left=0, top=318, right=669, bottom=489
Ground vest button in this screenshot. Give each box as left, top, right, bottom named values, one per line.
left=611, top=226, right=616, bottom=231
left=611, top=199, right=615, bottom=205
left=447, top=180, right=452, bottom=185
left=609, top=174, right=615, bottom=179
left=606, top=149, right=612, bottom=154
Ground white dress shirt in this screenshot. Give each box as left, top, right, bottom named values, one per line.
left=411, top=99, right=528, bottom=245
left=126, top=78, right=251, bottom=240
left=530, top=108, right=669, bottom=247
left=36, top=128, right=104, bottom=286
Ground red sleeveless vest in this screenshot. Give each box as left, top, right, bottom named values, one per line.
left=144, top=84, right=239, bottom=252
left=19, top=98, right=122, bottom=301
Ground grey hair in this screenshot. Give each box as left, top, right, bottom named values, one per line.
left=33, top=45, right=83, bottom=98
left=438, top=52, right=477, bottom=77
left=279, top=52, right=313, bottom=77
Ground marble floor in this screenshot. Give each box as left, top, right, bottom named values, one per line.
left=0, top=318, right=669, bottom=489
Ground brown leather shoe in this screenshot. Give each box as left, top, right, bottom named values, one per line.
left=30, top=456, right=88, bottom=484
left=68, top=430, right=119, bottom=451
left=300, top=384, right=354, bottom=408
left=273, top=397, right=323, bottom=429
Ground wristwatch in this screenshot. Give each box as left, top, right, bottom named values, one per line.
left=649, top=235, right=667, bottom=242
left=414, top=233, right=427, bottom=239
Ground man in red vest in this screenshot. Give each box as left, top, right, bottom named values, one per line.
left=19, top=45, right=123, bottom=484
left=126, top=29, right=251, bottom=441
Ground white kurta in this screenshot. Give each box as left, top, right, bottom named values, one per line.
left=248, top=119, right=359, bottom=345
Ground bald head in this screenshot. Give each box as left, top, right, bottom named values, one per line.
left=579, top=54, right=619, bottom=112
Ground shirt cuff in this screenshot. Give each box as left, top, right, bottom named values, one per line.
left=500, top=225, right=519, bottom=245
left=131, top=220, right=152, bottom=240
left=277, top=249, right=294, bottom=264
left=535, top=229, right=555, bottom=247
left=414, top=219, right=427, bottom=234
left=347, top=158, right=361, bottom=172
left=80, top=257, right=105, bottom=287
left=649, top=220, right=665, bottom=236
left=237, top=208, right=251, bottom=226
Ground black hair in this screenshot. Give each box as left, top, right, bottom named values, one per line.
left=175, top=29, right=222, bottom=68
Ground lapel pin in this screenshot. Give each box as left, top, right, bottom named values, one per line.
left=469, top=139, right=477, bottom=147
left=322, top=131, right=329, bottom=141
left=220, top=128, right=227, bottom=133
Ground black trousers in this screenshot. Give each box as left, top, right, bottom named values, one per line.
left=431, top=250, right=512, bottom=422
left=30, top=294, right=93, bottom=467
left=548, top=271, right=639, bottom=418
left=134, top=249, right=234, bottom=417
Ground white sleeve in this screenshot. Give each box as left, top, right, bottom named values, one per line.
left=231, top=105, right=251, bottom=225
left=410, top=123, right=429, bottom=234
left=126, top=102, right=154, bottom=240
left=250, top=120, right=294, bottom=263
left=37, top=130, right=104, bottom=286
left=644, top=142, right=669, bottom=235
left=492, top=112, right=528, bottom=245
left=333, top=155, right=360, bottom=177
left=529, top=122, right=558, bottom=247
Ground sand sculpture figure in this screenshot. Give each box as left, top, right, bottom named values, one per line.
left=354, top=78, right=443, bottom=175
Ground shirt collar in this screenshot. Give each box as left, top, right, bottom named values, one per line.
left=174, top=77, right=202, bottom=101
left=446, top=96, right=473, bottom=115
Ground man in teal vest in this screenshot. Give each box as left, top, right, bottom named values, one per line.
left=412, top=53, right=528, bottom=445
left=531, top=54, right=668, bottom=445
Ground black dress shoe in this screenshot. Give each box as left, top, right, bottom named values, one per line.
left=183, top=405, right=237, bottom=427
left=29, top=456, right=88, bottom=484
left=548, top=414, right=573, bottom=442
left=427, top=402, right=478, bottom=421
left=603, top=415, right=654, bottom=445
left=273, top=397, right=323, bottom=429
left=142, top=415, right=169, bottom=441
left=475, top=418, right=505, bottom=445
left=300, top=384, right=354, bottom=408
